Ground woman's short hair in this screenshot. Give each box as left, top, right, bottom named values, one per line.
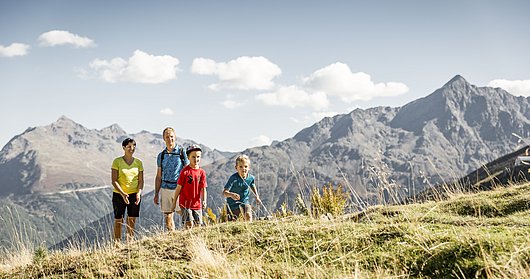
left=122, top=138, right=136, bottom=147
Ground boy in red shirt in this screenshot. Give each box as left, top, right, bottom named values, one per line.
left=170, top=144, right=207, bottom=229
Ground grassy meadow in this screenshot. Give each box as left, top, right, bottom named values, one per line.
left=1, top=181, right=530, bottom=278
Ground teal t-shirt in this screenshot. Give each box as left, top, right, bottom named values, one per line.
left=224, top=173, right=255, bottom=209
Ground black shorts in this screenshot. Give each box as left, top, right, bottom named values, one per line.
left=112, top=192, right=141, bottom=219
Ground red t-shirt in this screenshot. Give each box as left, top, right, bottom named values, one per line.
left=177, top=165, right=207, bottom=210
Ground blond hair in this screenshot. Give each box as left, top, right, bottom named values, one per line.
left=235, top=154, right=250, bottom=166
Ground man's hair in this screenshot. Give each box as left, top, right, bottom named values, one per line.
left=163, top=127, right=175, bottom=135
left=122, top=138, right=136, bottom=147
left=235, top=155, right=250, bottom=166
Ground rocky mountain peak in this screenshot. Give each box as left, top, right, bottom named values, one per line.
left=442, top=74, right=469, bottom=89
left=100, top=123, right=127, bottom=139
left=48, top=115, right=88, bottom=136
left=53, top=115, right=79, bottom=127
left=388, top=75, right=519, bottom=134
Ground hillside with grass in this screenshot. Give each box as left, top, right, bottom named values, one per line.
left=3, top=75, right=530, bottom=252
left=2, top=181, right=530, bottom=278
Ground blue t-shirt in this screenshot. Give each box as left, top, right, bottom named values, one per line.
left=157, top=146, right=189, bottom=190
left=224, top=172, right=255, bottom=209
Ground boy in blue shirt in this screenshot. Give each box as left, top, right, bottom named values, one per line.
left=223, top=155, right=262, bottom=221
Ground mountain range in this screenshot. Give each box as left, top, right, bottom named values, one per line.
left=2, top=75, right=530, bottom=249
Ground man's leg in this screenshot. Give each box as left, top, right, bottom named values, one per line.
left=165, top=212, right=175, bottom=231
left=160, top=188, right=176, bottom=231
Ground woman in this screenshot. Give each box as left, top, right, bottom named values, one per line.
left=111, top=137, right=144, bottom=242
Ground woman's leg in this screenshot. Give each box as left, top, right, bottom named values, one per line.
left=114, top=218, right=123, bottom=242
left=126, top=216, right=137, bottom=242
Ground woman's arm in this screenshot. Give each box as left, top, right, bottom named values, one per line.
left=136, top=170, right=144, bottom=205
left=112, top=168, right=129, bottom=204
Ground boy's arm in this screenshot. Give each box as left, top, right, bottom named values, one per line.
left=223, top=188, right=240, bottom=200
left=171, top=184, right=183, bottom=213
left=250, top=186, right=262, bottom=204
left=202, top=188, right=207, bottom=209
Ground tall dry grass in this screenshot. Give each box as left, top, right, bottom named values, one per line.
left=2, top=154, right=530, bottom=278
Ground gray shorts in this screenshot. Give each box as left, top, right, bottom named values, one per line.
left=228, top=204, right=252, bottom=221
left=181, top=208, right=203, bottom=225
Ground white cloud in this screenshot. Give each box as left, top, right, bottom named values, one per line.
left=249, top=135, right=272, bottom=147
left=488, top=79, right=530, bottom=97
left=190, top=58, right=218, bottom=75
left=221, top=100, right=243, bottom=109
left=160, top=108, right=174, bottom=115
left=38, top=30, right=96, bottom=48
left=88, top=50, right=180, bottom=83
left=191, top=56, right=281, bottom=90
left=0, top=43, right=30, bottom=57
left=303, top=62, right=408, bottom=102
left=256, top=85, right=329, bottom=110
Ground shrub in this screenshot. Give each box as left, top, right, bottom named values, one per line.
left=204, top=208, right=217, bottom=224
left=310, top=183, right=348, bottom=217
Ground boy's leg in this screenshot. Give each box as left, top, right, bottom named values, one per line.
left=243, top=204, right=252, bottom=222
left=181, top=208, right=196, bottom=229
left=191, top=209, right=203, bottom=227
left=228, top=206, right=241, bottom=221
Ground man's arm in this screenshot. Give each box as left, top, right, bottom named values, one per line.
left=154, top=167, right=162, bottom=205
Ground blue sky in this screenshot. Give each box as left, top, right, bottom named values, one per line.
left=1, top=1, right=530, bottom=152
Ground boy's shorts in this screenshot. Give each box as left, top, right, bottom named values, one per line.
left=159, top=188, right=176, bottom=213
left=227, top=204, right=251, bottom=221
left=181, top=208, right=203, bottom=225
left=112, top=192, right=140, bottom=219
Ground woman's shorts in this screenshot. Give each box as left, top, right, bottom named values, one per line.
left=112, top=192, right=140, bottom=219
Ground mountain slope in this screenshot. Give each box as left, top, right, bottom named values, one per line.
left=0, top=118, right=232, bottom=248
left=0, top=116, right=228, bottom=196
left=203, top=75, right=530, bottom=209
left=2, top=75, right=530, bottom=250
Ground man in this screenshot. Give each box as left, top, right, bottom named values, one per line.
left=154, top=127, right=188, bottom=231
